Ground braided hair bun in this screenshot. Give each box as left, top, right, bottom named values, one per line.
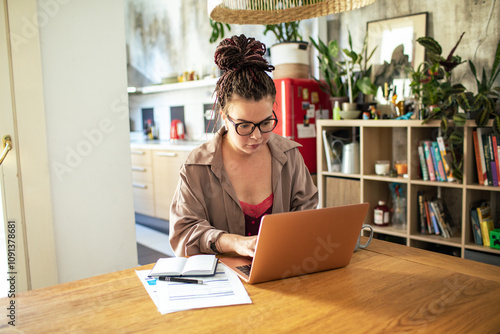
left=214, top=34, right=276, bottom=113
left=214, top=35, right=274, bottom=74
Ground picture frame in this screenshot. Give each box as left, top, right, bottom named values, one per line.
left=366, top=13, right=428, bottom=98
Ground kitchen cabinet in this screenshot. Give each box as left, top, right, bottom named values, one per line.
left=130, top=141, right=200, bottom=220
left=130, top=149, right=155, bottom=216
left=152, top=150, right=189, bottom=220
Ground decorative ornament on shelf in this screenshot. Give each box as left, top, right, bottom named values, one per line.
left=208, top=0, right=378, bottom=24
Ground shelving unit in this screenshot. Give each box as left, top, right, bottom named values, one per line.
left=128, top=77, right=218, bottom=94
left=317, top=119, right=500, bottom=261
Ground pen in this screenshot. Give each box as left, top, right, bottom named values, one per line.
left=158, top=276, right=203, bottom=284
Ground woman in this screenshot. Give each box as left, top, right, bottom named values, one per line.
left=169, top=35, right=318, bottom=257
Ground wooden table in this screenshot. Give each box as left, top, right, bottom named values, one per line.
left=3, top=239, right=500, bottom=333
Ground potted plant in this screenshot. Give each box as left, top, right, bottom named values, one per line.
left=342, top=31, right=378, bottom=107
left=459, top=39, right=500, bottom=134
left=310, top=31, right=377, bottom=111
left=264, top=21, right=309, bottom=79
left=410, top=33, right=469, bottom=181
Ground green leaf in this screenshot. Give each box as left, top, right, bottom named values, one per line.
left=453, top=113, right=467, bottom=126
left=417, top=37, right=442, bottom=56
left=452, top=167, right=463, bottom=182
left=490, top=40, right=500, bottom=86
left=448, top=130, right=463, bottom=145
left=475, top=107, right=489, bottom=127
left=356, top=77, right=377, bottom=95
left=328, top=40, right=340, bottom=58
left=493, top=116, right=500, bottom=138
left=441, top=117, right=449, bottom=133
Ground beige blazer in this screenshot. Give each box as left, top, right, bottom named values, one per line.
left=169, top=128, right=318, bottom=256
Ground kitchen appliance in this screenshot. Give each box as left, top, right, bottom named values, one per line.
left=170, top=119, right=185, bottom=140
left=273, top=78, right=331, bottom=173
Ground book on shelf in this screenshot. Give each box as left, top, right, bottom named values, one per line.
left=428, top=142, right=442, bottom=181
left=417, top=192, right=427, bottom=234
left=418, top=194, right=456, bottom=238
left=486, top=134, right=498, bottom=186
left=482, top=132, right=493, bottom=186
left=492, top=135, right=500, bottom=186
left=428, top=204, right=440, bottom=235
left=148, top=254, right=218, bottom=277
left=431, top=141, right=447, bottom=182
left=436, top=136, right=455, bottom=182
left=430, top=199, right=454, bottom=238
left=422, top=141, right=437, bottom=181
left=322, top=130, right=334, bottom=173
left=472, top=130, right=486, bottom=185
left=423, top=199, right=434, bottom=234
left=417, top=145, right=429, bottom=181
left=470, top=208, right=483, bottom=245
left=472, top=129, right=499, bottom=187
left=476, top=128, right=490, bottom=185
left=476, top=202, right=494, bottom=247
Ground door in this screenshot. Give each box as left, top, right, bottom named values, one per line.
left=0, top=0, right=58, bottom=293
left=0, top=0, right=29, bottom=294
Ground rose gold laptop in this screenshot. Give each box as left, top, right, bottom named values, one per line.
left=220, top=203, right=370, bottom=284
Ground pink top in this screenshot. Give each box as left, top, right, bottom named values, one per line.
left=240, top=193, right=274, bottom=236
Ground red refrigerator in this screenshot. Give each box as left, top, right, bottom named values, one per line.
left=273, top=78, right=331, bottom=174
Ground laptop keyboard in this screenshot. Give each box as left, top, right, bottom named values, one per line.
left=236, top=264, right=252, bottom=276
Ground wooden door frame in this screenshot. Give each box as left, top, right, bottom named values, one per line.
left=1, top=0, right=59, bottom=291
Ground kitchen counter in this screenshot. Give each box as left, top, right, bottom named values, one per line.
left=130, top=139, right=207, bottom=151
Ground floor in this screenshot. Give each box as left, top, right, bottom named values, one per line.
left=136, top=223, right=175, bottom=265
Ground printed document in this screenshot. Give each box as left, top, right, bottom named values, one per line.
left=136, top=263, right=252, bottom=314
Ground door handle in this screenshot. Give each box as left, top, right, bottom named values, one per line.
left=0, top=135, right=12, bottom=166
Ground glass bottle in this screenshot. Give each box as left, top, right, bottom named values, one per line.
left=374, top=201, right=390, bottom=226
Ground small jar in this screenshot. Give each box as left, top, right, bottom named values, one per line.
left=374, top=201, right=390, bottom=226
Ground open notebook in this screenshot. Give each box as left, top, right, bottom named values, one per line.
left=220, top=203, right=370, bottom=284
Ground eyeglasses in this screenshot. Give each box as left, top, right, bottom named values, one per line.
left=226, top=110, right=278, bottom=136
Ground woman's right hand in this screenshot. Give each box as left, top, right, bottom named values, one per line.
left=218, top=233, right=258, bottom=257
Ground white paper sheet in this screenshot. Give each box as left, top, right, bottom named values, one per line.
left=136, top=263, right=252, bottom=314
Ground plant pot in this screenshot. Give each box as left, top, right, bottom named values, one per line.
left=271, top=42, right=310, bottom=79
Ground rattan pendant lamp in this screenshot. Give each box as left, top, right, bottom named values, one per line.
left=208, top=0, right=378, bottom=24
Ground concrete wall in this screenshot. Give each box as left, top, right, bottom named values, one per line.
left=124, top=0, right=315, bottom=86
left=328, top=0, right=500, bottom=94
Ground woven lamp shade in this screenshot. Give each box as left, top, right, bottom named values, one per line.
left=208, top=0, right=378, bottom=24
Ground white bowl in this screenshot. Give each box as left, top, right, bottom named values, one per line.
left=339, top=110, right=361, bottom=120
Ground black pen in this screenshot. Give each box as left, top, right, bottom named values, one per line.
left=158, top=276, right=203, bottom=284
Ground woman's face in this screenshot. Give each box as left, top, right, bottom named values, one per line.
left=222, top=95, right=275, bottom=156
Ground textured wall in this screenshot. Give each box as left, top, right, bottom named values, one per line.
left=125, top=0, right=314, bottom=85
left=329, top=0, right=500, bottom=94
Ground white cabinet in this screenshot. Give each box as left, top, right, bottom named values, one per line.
left=152, top=150, right=189, bottom=220
left=130, top=144, right=194, bottom=220
left=130, top=149, right=155, bottom=216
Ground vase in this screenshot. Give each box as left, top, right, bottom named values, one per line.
left=270, top=41, right=310, bottom=79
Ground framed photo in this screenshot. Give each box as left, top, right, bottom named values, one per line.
left=366, top=13, right=427, bottom=98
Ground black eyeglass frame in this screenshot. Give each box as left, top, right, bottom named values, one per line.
left=225, top=110, right=279, bottom=136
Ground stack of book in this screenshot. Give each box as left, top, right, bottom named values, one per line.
left=470, top=201, right=495, bottom=247
left=417, top=137, right=455, bottom=182
left=472, top=129, right=500, bottom=186
left=417, top=192, right=455, bottom=238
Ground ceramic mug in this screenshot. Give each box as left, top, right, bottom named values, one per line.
left=354, top=224, right=374, bottom=252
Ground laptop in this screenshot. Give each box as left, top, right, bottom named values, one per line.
left=219, top=202, right=370, bottom=284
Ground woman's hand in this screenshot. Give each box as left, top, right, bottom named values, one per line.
left=218, top=234, right=258, bottom=257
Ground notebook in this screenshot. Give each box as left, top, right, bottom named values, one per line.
left=219, top=203, right=370, bottom=284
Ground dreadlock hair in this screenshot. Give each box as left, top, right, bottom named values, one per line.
left=213, top=34, right=276, bottom=116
